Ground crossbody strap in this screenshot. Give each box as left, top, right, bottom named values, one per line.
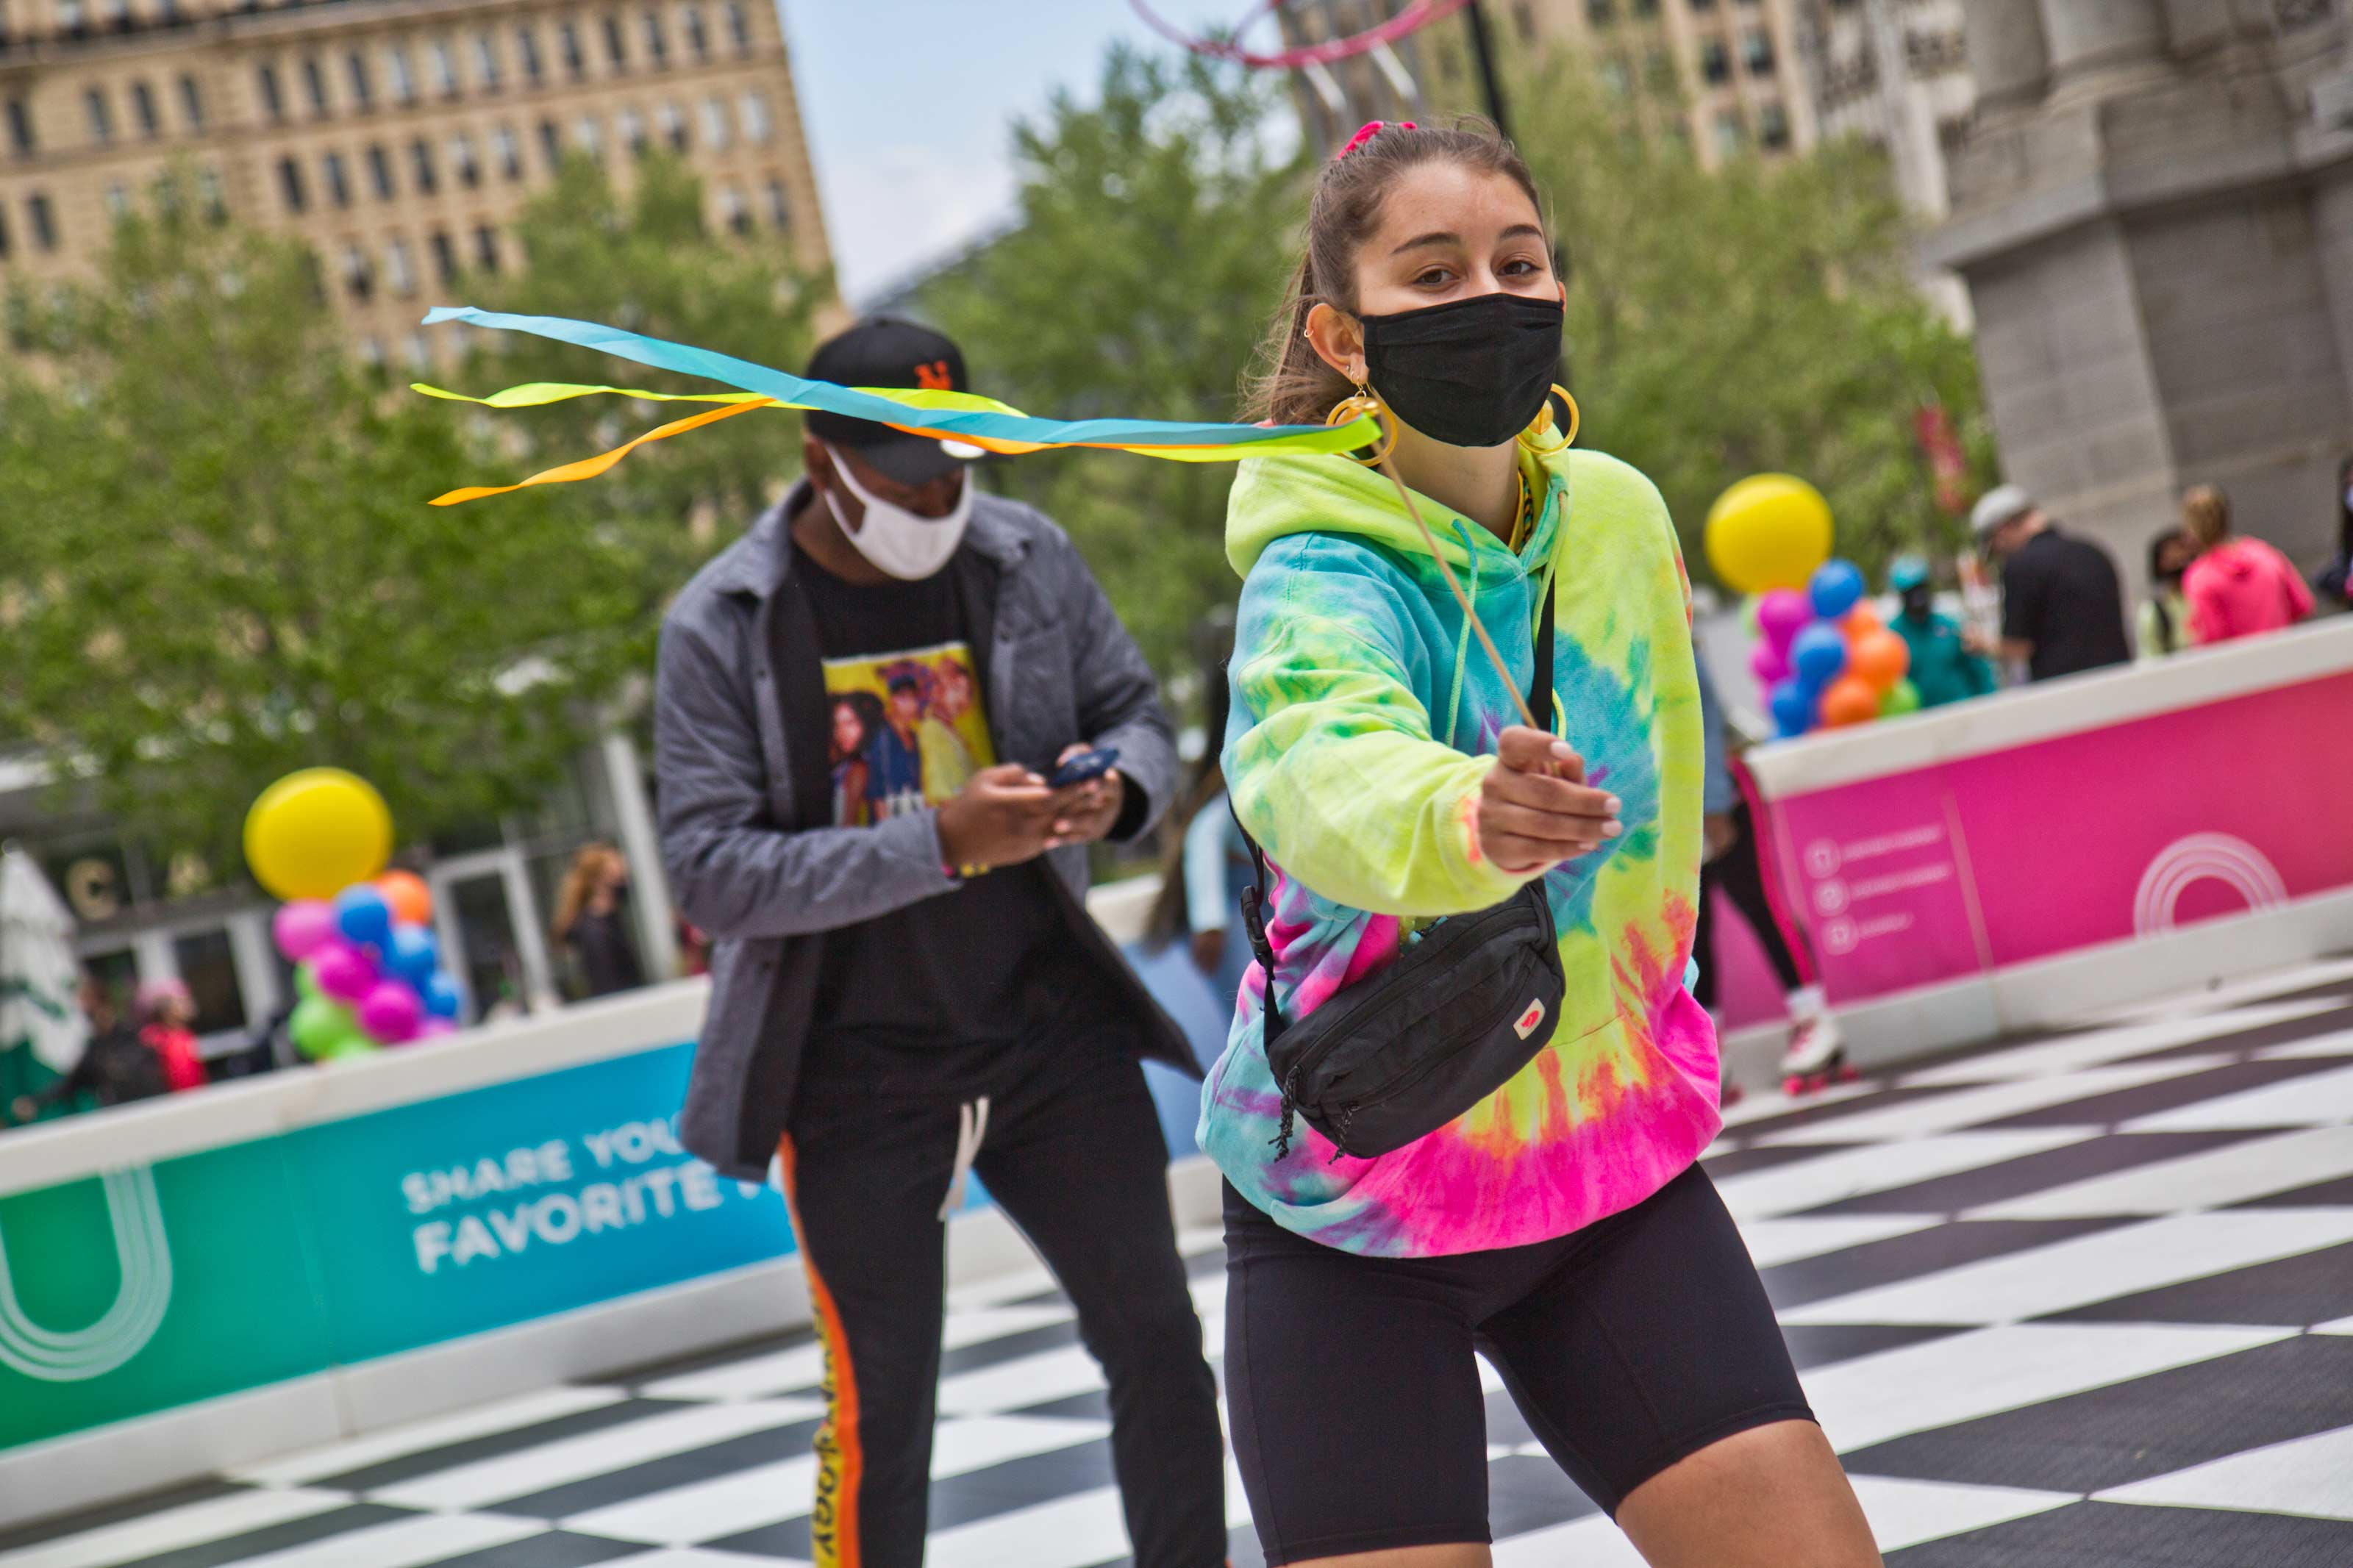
left=1235, top=576, right=1557, bottom=1051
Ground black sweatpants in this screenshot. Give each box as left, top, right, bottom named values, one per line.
left=777, top=1035, right=1227, bottom=1568
left=1693, top=798, right=1804, bottom=1011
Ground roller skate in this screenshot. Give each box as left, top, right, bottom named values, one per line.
left=1777, top=987, right=1854, bottom=1097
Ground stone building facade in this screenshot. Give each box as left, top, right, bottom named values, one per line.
left=0, top=0, right=832, bottom=368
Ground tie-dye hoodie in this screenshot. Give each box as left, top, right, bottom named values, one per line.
left=1199, top=443, right=1721, bottom=1258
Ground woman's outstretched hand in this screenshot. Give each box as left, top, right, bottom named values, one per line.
left=1477, top=726, right=1622, bottom=875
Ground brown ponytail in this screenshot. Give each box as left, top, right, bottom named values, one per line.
left=1243, top=118, right=1551, bottom=428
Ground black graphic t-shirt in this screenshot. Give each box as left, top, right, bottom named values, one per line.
left=792, top=543, right=1108, bottom=1095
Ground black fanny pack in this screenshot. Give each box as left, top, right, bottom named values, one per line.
left=1238, top=581, right=1567, bottom=1163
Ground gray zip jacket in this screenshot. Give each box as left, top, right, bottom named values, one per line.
left=655, top=483, right=1190, bottom=1181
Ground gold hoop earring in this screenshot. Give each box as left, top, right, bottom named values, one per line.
left=1327, top=384, right=1399, bottom=467
left=1518, top=384, right=1581, bottom=457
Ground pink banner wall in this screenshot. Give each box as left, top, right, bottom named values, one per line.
left=1743, top=666, right=2353, bottom=1009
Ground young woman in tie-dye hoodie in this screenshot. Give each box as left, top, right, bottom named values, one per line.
left=1205, top=122, right=1880, bottom=1568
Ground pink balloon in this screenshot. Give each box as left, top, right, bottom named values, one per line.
left=272, top=900, right=338, bottom=962
left=1757, top=588, right=1813, bottom=651
left=313, top=941, right=379, bottom=1004
left=415, top=1017, right=459, bottom=1039
left=357, top=978, right=424, bottom=1044
left=1749, top=640, right=1791, bottom=686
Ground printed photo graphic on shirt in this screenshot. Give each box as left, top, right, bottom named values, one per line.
left=823, top=642, right=993, bottom=826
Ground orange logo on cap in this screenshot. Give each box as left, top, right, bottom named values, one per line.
left=913, top=359, right=954, bottom=390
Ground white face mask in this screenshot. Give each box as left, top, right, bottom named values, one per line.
left=821, top=445, right=972, bottom=580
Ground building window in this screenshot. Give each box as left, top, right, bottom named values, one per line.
left=302, top=55, right=329, bottom=116
left=198, top=167, right=224, bottom=221
left=386, top=44, right=415, bottom=105
left=384, top=235, right=415, bottom=295
left=429, top=228, right=457, bottom=282
left=85, top=85, right=113, bottom=143
left=1690, top=0, right=1717, bottom=12
left=1586, top=0, right=1615, bottom=24
left=601, top=12, right=627, bottom=68
left=367, top=143, right=393, bottom=196
left=129, top=79, right=158, bottom=137
left=342, top=241, right=372, bottom=298
left=739, top=88, right=770, bottom=143
left=150, top=170, right=183, bottom=217
left=323, top=149, right=350, bottom=205
left=103, top=182, right=129, bottom=220
left=1634, top=0, right=1660, bottom=15
left=764, top=176, right=788, bottom=229
left=1599, top=57, right=1628, bottom=94
left=572, top=112, right=602, bottom=157
left=347, top=51, right=372, bottom=110
left=1645, top=46, right=1675, bottom=90
left=718, top=184, right=747, bottom=235
left=100, top=0, right=127, bottom=30
left=1714, top=107, right=1744, bottom=157
left=682, top=4, right=707, bottom=60
left=0, top=207, right=10, bottom=259
left=473, top=223, right=498, bottom=271
left=656, top=99, right=686, bottom=151
left=1743, top=27, right=1775, bottom=72
left=357, top=335, right=384, bottom=368
left=1759, top=99, right=1790, bottom=147
left=58, top=0, right=85, bottom=32
left=643, top=7, right=668, bottom=65
left=699, top=94, right=728, bottom=149
left=7, top=98, right=35, bottom=155
left=493, top=123, right=521, bottom=179
left=474, top=33, right=501, bottom=90
left=404, top=332, right=430, bottom=371
left=538, top=117, right=561, bottom=168
left=559, top=21, right=585, bottom=79
left=176, top=74, right=204, bottom=129
left=257, top=62, right=284, bottom=120
left=517, top=26, right=543, bottom=85
left=429, top=39, right=459, bottom=98
left=410, top=137, right=436, bottom=193
left=277, top=154, right=307, bottom=211
left=451, top=131, right=479, bottom=186
left=27, top=192, right=57, bottom=251
left=618, top=105, right=645, bottom=153
left=724, top=1, right=748, bottom=54
left=1700, top=37, right=1730, bottom=84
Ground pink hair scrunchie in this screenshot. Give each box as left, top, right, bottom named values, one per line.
left=1337, top=119, right=1417, bottom=160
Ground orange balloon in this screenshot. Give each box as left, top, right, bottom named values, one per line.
left=1819, top=674, right=1882, bottom=727
left=1843, top=603, right=1882, bottom=637
left=376, top=869, right=433, bottom=926
left=1849, top=628, right=1911, bottom=690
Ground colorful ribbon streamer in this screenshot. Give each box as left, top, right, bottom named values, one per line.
left=414, top=307, right=1383, bottom=504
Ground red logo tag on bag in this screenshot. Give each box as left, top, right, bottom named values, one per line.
left=1513, top=999, right=1546, bottom=1039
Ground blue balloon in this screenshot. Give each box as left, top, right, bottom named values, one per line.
left=1790, top=623, right=1850, bottom=690
left=1768, top=677, right=1818, bottom=738
left=333, top=884, right=394, bottom=951
left=385, top=923, right=440, bottom=984
left=421, top=971, right=462, bottom=1019
left=1809, top=559, right=1866, bottom=621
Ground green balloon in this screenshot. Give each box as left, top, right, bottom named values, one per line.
left=1879, top=679, right=1922, bottom=717
left=290, top=995, right=357, bottom=1059
left=293, top=962, right=322, bottom=1002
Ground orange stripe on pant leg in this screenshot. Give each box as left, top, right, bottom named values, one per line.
left=777, top=1134, right=863, bottom=1568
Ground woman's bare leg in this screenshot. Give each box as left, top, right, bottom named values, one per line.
left=1288, top=1547, right=1490, bottom=1568
left=1615, top=1420, right=1881, bottom=1568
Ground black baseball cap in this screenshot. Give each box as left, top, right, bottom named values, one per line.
left=804, top=316, right=985, bottom=486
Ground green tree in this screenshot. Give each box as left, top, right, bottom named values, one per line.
left=922, top=46, right=1305, bottom=675
left=1513, top=57, right=1994, bottom=583
left=0, top=198, right=653, bottom=877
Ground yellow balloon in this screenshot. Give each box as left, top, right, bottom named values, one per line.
left=243, top=768, right=393, bottom=901
left=1704, top=474, right=1835, bottom=595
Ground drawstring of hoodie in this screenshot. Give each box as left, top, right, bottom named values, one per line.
left=1444, top=518, right=1483, bottom=745
left=938, top=1095, right=990, bottom=1221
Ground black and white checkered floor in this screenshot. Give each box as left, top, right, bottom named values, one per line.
left=12, top=956, right=2353, bottom=1568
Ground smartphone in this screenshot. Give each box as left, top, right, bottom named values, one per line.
left=1046, top=746, right=1120, bottom=790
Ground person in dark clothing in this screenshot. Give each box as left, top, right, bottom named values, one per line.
left=551, top=843, right=647, bottom=998
left=653, top=318, right=1224, bottom=1568
left=7, top=981, right=169, bottom=1123
left=2315, top=453, right=2353, bottom=610
left=1971, top=484, right=2132, bottom=680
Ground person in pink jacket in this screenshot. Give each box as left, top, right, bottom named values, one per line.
left=2181, top=484, right=2313, bottom=643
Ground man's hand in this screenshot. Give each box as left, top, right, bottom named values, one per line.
left=1704, top=812, right=1738, bottom=864
left=1190, top=928, right=1227, bottom=977
left=935, top=764, right=1059, bottom=872
left=8, top=1095, right=35, bottom=1125
left=1044, top=742, right=1126, bottom=849
left=1477, top=726, right=1621, bottom=875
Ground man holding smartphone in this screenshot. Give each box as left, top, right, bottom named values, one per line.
left=655, top=318, right=1225, bottom=1568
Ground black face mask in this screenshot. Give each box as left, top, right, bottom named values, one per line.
left=1358, top=292, right=1564, bottom=450
left=1902, top=587, right=1932, bottom=619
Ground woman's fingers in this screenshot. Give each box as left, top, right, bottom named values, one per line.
left=1488, top=767, right=1621, bottom=823
left=1481, top=801, right=1614, bottom=852
left=1496, top=726, right=1585, bottom=781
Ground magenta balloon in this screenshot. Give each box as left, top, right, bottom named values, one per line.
left=272, top=900, right=338, bottom=962
left=1757, top=589, right=1813, bottom=651
left=1749, top=640, right=1791, bottom=686
left=415, top=1017, right=460, bottom=1039
left=357, top=978, right=424, bottom=1043
left=313, top=941, right=379, bottom=1004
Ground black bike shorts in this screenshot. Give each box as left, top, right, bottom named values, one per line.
left=1221, top=1162, right=1813, bottom=1565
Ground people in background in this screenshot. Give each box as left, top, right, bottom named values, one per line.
left=1887, top=555, right=1997, bottom=706
left=2138, top=527, right=2199, bottom=659
left=1971, top=483, right=2132, bottom=681
left=135, top=977, right=208, bottom=1092
left=551, top=843, right=646, bottom=999
left=7, top=978, right=169, bottom=1123
left=2180, top=484, right=2313, bottom=645
left=2315, top=453, right=2352, bottom=610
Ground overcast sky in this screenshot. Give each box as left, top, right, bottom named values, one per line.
left=778, top=0, right=1243, bottom=304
